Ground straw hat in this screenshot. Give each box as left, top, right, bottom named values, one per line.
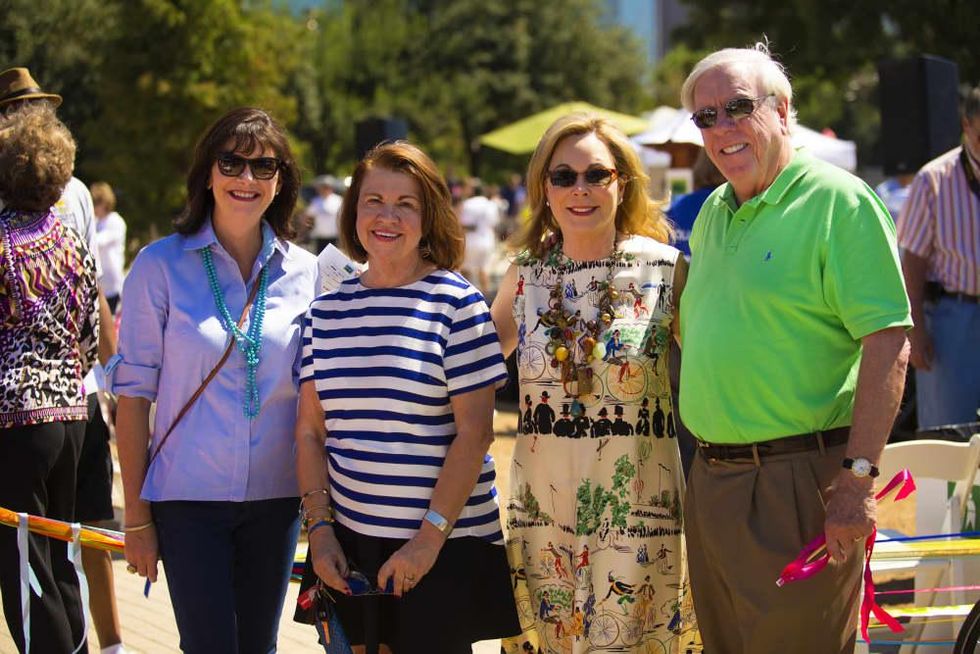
left=0, top=67, right=62, bottom=109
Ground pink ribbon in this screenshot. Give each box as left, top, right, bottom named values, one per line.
left=776, top=469, right=916, bottom=641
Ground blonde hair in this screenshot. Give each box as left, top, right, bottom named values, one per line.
left=90, top=181, right=116, bottom=212
left=0, top=103, right=75, bottom=211
left=510, top=112, right=672, bottom=259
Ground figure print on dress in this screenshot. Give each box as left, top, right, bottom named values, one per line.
left=506, top=237, right=698, bottom=653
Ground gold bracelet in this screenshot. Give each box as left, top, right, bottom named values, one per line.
left=303, top=505, right=335, bottom=527
left=302, top=499, right=331, bottom=512
left=301, top=488, right=329, bottom=504
left=123, top=521, right=154, bottom=533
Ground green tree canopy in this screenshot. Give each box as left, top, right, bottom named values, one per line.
left=670, top=0, right=979, bottom=164
left=296, top=0, right=651, bottom=177
left=0, top=0, right=116, bottom=138
left=85, top=0, right=306, bottom=231
left=4, top=0, right=651, bottom=239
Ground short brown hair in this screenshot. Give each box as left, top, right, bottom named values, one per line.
left=964, top=85, right=980, bottom=122
left=339, top=142, right=464, bottom=270
left=174, top=107, right=299, bottom=239
left=511, top=112, right=672, bottom=258
left=90, top=181, right=116, bottom=212
left=0, top=103, right=75, bottom=211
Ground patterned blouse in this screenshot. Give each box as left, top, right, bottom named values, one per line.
left=0, top=208, right=99, bottom=427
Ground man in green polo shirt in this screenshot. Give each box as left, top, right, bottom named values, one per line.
left=678, top=45, right=911, bottom=654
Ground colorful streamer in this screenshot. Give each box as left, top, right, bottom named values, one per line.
left=1, top=506, right=311, bottom=588
left=871, top=537, right=980, bottom=561
left=868, top=603, right=974, bottom=619
left=0, top=507, right=124, bottom=554
left=876, top=584, right=980, bottom=597
left=777, top=469, right=918, bottom=642
left=880, top=530, right=980, bottom=543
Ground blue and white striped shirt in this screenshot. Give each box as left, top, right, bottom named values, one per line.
left=301, top=270, right=508, bottom=543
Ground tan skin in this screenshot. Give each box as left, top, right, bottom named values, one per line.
left=294, top=168, right=500, bottom=651
left=118, top=143, right=282, bottom=582
left=824, top=328, right=909, bottom=561
left=492, top=131, right=688, bottom=358
left=294, top=382, right=497, bottom=596
left=690, top=64, right=911, bottom=562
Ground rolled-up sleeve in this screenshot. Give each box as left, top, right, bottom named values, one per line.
left=110, top=247, right=168, bottom=400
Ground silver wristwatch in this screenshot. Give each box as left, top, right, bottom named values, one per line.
left=423, top=509, right=452, bottom=535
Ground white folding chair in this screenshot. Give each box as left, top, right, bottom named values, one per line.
left=858, top=434, right=980, bottom=653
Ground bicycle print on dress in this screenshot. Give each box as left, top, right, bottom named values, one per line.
left=504, top=235, right=699, bottom=653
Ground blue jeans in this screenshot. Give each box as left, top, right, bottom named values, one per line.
left=153, top=498, right=300, bottom=653
left=916, top=297, right=980, bottom=429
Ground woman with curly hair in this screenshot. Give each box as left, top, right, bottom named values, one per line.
left=0, top=103, right=99, bottom=653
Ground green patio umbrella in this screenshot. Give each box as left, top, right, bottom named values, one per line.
left=478, top=102, right=650, bottom=155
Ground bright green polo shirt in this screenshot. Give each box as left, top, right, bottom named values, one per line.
left=679, top=150, right=911, bottom=444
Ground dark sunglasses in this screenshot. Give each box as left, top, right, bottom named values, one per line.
left=345, top=569, right=395, bottom=596
left=690, top=94, right=775, bottom=129
left=548, top=167, right=620, bottom=188
left=216, top=152, right=282, bottom=180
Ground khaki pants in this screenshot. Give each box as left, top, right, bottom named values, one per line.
left=685, top=443, right=863, bottom=654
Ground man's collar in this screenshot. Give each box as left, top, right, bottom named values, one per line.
left=963, top=145, right=980, bottom=177
left=716, top=149, right=811, bottom=213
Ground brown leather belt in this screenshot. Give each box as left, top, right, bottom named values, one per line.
left=696, top=427, right=850, bottom=464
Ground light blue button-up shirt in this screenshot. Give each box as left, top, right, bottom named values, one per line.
left=110, top=219, right=318, bottom=502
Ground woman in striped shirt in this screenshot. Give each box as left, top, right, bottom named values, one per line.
left=294, top=142, right=520, bottom=652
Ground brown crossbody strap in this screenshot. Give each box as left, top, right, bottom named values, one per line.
left=147, top=272, right=263, bottom=467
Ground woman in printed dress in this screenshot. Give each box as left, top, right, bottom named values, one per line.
left=491, top=114, right=697, bottom=653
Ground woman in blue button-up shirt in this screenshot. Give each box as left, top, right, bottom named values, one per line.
left=111, top=107, right=318, bottom=653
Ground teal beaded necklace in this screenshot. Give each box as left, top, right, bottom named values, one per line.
left=200, top=246, right=269, bottom=418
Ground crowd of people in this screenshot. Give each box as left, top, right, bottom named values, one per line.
left=0, top=41, right=977, bottom=654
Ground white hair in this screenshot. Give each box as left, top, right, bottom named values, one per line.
left=681, top=41, right=798, bottom=130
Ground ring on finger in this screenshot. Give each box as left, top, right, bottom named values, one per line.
left=126, top=564, right=137, bottom=574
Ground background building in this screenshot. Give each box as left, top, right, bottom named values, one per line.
left=603, top=0, right=689, bottom=64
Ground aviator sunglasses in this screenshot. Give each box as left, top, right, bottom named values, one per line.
left=690, top=94, right=775, bottom=129
left=548, top=167, right=621, bottom=188
left=216, top=152, right=282, bottom=180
